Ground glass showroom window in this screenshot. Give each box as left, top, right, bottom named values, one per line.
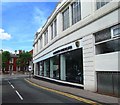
left=44, top=59, right=50, bottom=77
left=64, top=49, right=83, bottom=84
left=62, top=8, right=69, bottom=30
left=96, top=0, right=111, bottom=10
left=51, top=55, right=60, bottom=79
left=95, top=24, right=120, bottom=55
left=40, top=61, right=44, bottom=76
left=44, top=30, right=48, bottom=45
left=71, top=0, right=81, bottom=25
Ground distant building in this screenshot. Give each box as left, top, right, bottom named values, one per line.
left=9, top=53, right=18, bottom=72
left=3, top=50, right=33, bottom=73
left=33, top=0, right=119, bottom=96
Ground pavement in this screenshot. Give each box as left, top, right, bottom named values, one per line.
left=0, top=72, right=29, bottom=80
left=26, top=76, right=120, bottom=104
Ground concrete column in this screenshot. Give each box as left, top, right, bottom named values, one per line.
left=34, top=63, right=37, bottom=75
left=44, top=61, right=47, bottom=77
left=50, top=58, right=53, bottom=78
left=60, top=55, right=66, bottom=80
left=82, top=35, right=97, bottom=92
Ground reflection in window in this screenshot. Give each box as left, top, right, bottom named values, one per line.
left=40, top=36, right=43, bottom=49
left=40, top=61, right=44, bottom=76
left=44, top=30, right=48, bottom=45
left=44, top=59, right=50, bottom=77
left=63, top=8, right=69, bottom=30
left=112, top=25, right=120, bottom=37
left=54, top=19, right=57, bottom=37
left=52, top=55, right=60, bottom=79
left=71, top=0, right=81, bottom=25
left=64, top=49, right=83, bottom=84
left=96, top=38, right=120, bottom=54
left=96, top=0, right=111, bottom=10
left=95, top=28, right=111, bottom=43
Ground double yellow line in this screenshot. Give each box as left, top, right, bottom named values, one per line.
left=25, top=79, right=102, bottom=105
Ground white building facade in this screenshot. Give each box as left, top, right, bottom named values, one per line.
left=33, top=0, right=120, bottom=96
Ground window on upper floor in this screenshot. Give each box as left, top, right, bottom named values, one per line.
left=40, top=35, right=43, bottom=49
left=54, top=19, right=57, bottom=37
left=94, top=24, right=120, bottom=55
left=62, top=7, right=69, bottom=30
left=10, top=58, right=13, bottom=63
left=44, top=30, right=48, bottom=45
left=96, top=0, right=111, bottom=10
left=71, top=0, right=81, bottom=25
left=51, top=19, right=57, bottom=40
left=51, top=23, right=53, bottom=40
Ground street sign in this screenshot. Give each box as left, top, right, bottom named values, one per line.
left=29, top=66, right=32, bottom=71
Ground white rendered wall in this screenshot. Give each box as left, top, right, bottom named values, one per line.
left=81, top=0, right=92, bottom=19
left=95, top=52, right=119, bottom=71
left=34, top=9, right=118, bottom=61
left=33, top=2, right=119, bottom=92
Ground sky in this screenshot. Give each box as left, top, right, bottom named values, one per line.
left=0, top=1, right=58, bottom=53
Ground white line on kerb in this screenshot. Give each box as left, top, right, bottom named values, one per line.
left=11, top=84, right=15, bottom=89
left=15, top=90, right=23, bottom=100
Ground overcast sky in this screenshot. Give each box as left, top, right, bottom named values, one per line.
left=1, top=1, right=58, bottom=53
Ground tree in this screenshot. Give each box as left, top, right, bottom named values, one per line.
left=2, top=51, right=10, bottom=73
left=17, top=51, right=32, bottom=72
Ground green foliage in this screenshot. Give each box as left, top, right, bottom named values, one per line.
left=2, top=51, right=10, bottom=72
left=17, top=51, right=32, bottom=71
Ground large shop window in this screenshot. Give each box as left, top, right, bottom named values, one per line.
left=62, top=8, right=69, bottom=30
left=51, top=55, right=60, bottom=79
left=44, top=59, right=50, bottom=77
left=95, top=25, right=120, bottom=55
left=64, top=48, right=83, bottom=84
left=71, top=0, right=81, bottom=25
left=40, top=61, right=44, bottom=76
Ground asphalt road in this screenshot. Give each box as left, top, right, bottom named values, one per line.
left=2, top=77, right=85, bottom=104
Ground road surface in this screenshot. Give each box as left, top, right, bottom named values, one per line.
left=2, top=77, right=86, bottom=104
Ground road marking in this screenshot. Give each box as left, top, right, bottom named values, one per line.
left=25, top=79, right=102, bottom=105
left=7, top=80, right=23, bottom=101
left=15, top=90, right=23, bottom=100
left=11, top=84, right=15, bottom=89
left=8, top=81, right=11, bottom=85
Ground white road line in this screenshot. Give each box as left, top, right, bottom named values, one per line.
left=8, top=81, right=11, bottom=85
left=11, top=84, right=15, bottom=89
left=15, top=90, right=23, bottom=100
